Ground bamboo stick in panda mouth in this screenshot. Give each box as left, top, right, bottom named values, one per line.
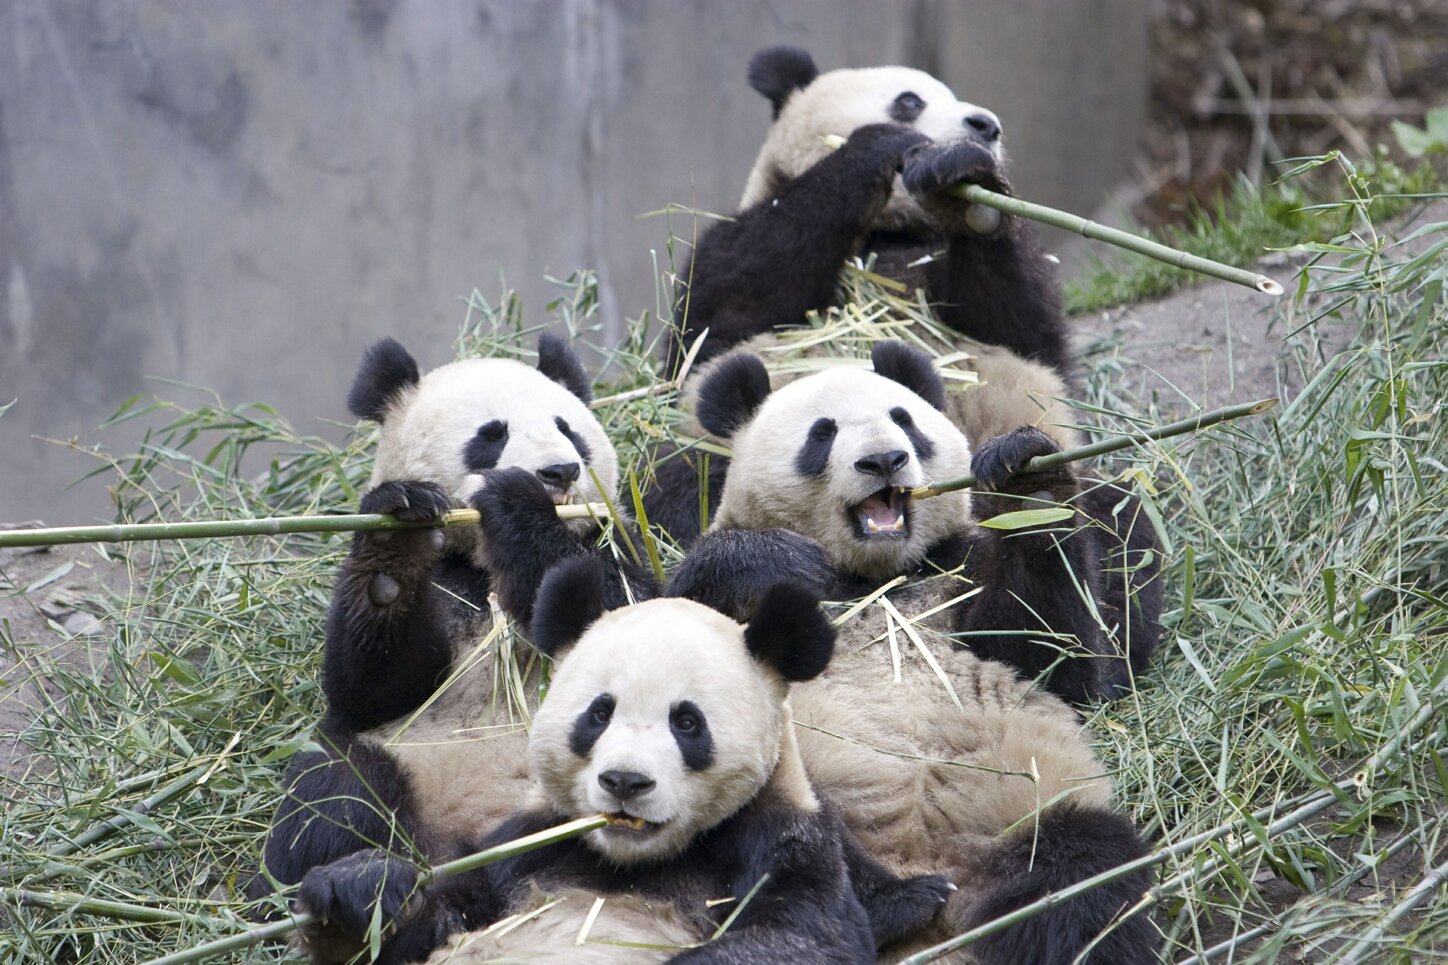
left=818, top=134, right=1284, bottom=296
left=0, top=399, right=1277, bottom=549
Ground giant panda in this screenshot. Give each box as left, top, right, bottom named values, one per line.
left=665, top=341, right=1161, bottom=961
left=255, top=334, right=656, bottom=901
left=292, top=561, right=952, bottom=965
left=646, top=45, right=1084, bottom=548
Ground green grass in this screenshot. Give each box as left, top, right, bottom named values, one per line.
left=1, top=158, right=1445, bottom=963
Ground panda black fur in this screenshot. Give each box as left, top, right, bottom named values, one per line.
left=294, top=560, right=952, bottom=964
left=667, top=341, right=1161, bottom=962
left=647, top=46, right=1085, bottom=548
left=256, top=335, right=655, bottom=903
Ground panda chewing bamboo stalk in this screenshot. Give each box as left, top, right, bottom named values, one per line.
left=817, top=132, right=1284, bottom=296
left=0, top=398, right=1275, bottom=550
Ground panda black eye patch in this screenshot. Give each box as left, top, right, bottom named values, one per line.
left=890, top=91, right=926, bottom=124
left=890, top=407, right=936, bottom=461
left=555, top=416, right=592, bottom=463
left=795, top=418, right=837, bottom=478
left=670, top=700, right=714, bottom=771
left=464, top=420, right=509, bottom=471
left=570, top=693, right=615, bottom=757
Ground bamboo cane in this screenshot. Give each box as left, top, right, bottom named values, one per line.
left=910, top=397, right=1280, bottom=499
left=818, top=133, right=1283, bottom=295
left=138, top=814, right=609, bottom=965
left=0, top=400, right=1277, bottom=550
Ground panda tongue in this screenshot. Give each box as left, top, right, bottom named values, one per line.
left=859, top=491, right=905, bottom=534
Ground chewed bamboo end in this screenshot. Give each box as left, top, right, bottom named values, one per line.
left=1256, top=276, right=1284, bottom=296
left=1249, top=398, right=1281, bottom=414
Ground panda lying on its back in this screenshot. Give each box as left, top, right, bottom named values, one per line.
left=294, top=560, right=951, bottom=965
left=668, top=342, right=1161, bottom=962
left=256, top=335, right=655, bottom=903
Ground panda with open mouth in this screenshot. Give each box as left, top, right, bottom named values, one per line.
left=665, top=340, right=1163, bottom=962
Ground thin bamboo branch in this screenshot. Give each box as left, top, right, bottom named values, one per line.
left=0, top=887, right=228, bottom=927
left=819, top=133, right=1282, bottom=294
left=138, top=814, right=608, bottom=965
left=911, top=398, right=1280, bottom=499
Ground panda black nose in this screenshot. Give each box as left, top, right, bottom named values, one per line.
left=964, top=112, right=1001, bottom=142
left=855, top=450, right=910, bottom=478
left=536, top=462, right=581, bottom=489
left=598, top=770, right=655, bottom=800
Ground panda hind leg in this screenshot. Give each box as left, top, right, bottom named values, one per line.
left=961, top=802, right=1157, bottom=965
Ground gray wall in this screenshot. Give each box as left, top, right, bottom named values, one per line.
left=0, top=0, right=1147, bottom=524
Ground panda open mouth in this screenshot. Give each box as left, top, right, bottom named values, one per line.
left=850, top=487, right=911, bottom=539
left=603, top=812, right=663, bottom=834
left=550, top=491, right=576, bottom=507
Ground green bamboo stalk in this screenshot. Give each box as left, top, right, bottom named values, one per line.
left=819, top=133, right=1283, bottom=295
left=0, top=886, right=229, bottom=927
left=0, top=503, right=607, bottom=550
left=911, top=397, right=1280, bottom=500
left=139, top=814, right=608, bottom=965
left=949, top=182, right=1284, bottom=296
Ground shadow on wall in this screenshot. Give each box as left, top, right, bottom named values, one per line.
left=0, top=0, right=1147, bottom=524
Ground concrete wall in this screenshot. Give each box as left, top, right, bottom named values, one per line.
left=0, top=0, right=1147, bottom=523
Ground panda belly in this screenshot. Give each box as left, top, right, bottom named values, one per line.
left=790, top=579, right=1112, bottom=882
left=361, top=630, right=542, bottom=854
left=420, top=885, right=699, bottom=965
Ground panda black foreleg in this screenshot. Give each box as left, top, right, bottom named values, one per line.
left=902, top=142, right=1069, bottom=374
left=255, top=735, right=422, bottom=900
left=322, top=480, right=460, bottom=734
left=639, top=445, right=732, bottom=549
left=472, top=467, right=659, bottom=625
left=961, top=802, right=1158, bottom=965
left=671, top=123, right=931, bottom=369
left=837, top=818, right=954, bottom=949
left=959, top=428, right=1123, bottom=704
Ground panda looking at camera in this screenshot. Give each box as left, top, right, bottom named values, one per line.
left=667, top=341, right=1162, bottom=962
left=255, top=335, right=655, bottom=903
left=294, top=562, right=953, bottom=965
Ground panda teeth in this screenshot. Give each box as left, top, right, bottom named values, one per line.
left=604, top=812, right=649, bottom=831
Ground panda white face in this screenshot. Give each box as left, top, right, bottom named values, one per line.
left=528, top=599, right=787, bottom=864
left=740, top=64, right=1005, bottom=230
left=370, top=357, right=618, bottom=517
left=715, top=367, right=972, bottom=580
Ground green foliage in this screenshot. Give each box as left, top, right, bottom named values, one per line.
left=1392, top=107, right=1448, bottom=159
left=1, top=160, right=1445, bottom=963
left=1065, top=152, right=1444, bottom=314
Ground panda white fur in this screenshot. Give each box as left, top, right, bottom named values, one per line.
left=646, top=46, right=1083, bottom=547
left=257, top=335, right=654, bottom=911
left=294, top=561, right=950, bottom=965
left=668, top=341, right=1161, bottom=962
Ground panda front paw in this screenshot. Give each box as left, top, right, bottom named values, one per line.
left=359, top=480, right=452, bottom=523
left=901, top=138, right=1006, bottom=197
left=844, top=123, right=933, bottom=181
left=863, top=873, right=956, bottom=949
left=971, top=427, right=1078, bottom=515
left=294, top=849, right=420, bottom=961
left=471, top=467, right=564, bottom=528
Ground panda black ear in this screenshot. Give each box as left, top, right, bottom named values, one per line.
left=743, top=583, right=835, bottom=683
left=696, top=353, right=772, bottom=438
left=748, top=46, right=819, bottom=118
left=871, top=341, right=946, bottom=411
left=348, top=338, right=420, bottom=422
left=536, top=333, right=592, bottom=404
left=529, top=556, right=607, bottom=659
